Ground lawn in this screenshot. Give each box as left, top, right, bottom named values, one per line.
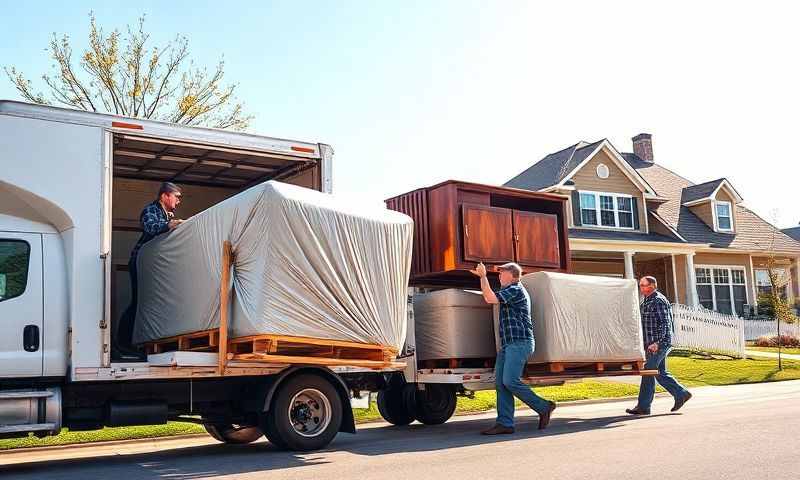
left=746, top=346, right=800, bottom=355
left=3, top=353, right=799, bottom=450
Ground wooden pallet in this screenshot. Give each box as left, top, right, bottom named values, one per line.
left=143, top=329, right=220, bottom=355
left=524, top=359, right=646, bottom=376
left=418, top=357, right=495, bottom=370
left=228, top=334, right=398, bottom=364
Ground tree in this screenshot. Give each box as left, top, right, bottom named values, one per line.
left=4, top=13, right=252, bottom=130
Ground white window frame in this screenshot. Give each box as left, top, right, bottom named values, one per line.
left=713, top=200, right=734, bottom=233
left=695, top=264, right=748, bottom=316
left=578, top=190, right=635, bottom=230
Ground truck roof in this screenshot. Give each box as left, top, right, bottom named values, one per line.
left=0, top=100, right=327, bottom=159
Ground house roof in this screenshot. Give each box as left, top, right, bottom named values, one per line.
left=783, top=226, right=800, bottom=242
left=623, top=153, right=800, bottom=254
left=505, top=140, right=604, bottom=191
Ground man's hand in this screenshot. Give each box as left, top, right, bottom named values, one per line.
left=168, top=219, right=184, bottom=230
left=647, top=343, right=659, bottom=354
left=470, top=262, right=487, bottom=278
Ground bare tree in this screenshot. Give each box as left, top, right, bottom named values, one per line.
left=4, top=13, right=252, bottom=130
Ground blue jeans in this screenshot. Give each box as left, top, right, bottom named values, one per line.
left=637, top=346, right=689, bottom=411
left=495, top=340, right=550, bottom=427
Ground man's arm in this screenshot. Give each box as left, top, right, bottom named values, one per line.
left=470, top=263, right=499, bottom=304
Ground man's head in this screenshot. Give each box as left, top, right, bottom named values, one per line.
left=639, top=276, right=658, bottom=297
left=497, top=262, right=523, bottom=287
left=158, top=182, right=182, bottom=213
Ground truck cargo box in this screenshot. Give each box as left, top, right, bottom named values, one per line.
left=133, top=181, right=414, bottom=350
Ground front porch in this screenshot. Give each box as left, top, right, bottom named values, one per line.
left=569, top=239, right=800, bottom=318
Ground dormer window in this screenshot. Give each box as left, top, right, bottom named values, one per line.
left=715, top=201, right=733, bottom=232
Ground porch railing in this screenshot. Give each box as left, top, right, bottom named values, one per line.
left=671, top=304, right=746, bottom=358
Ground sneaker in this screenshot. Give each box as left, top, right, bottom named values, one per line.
left=625, top=406, right=651, bottom=415
left=671, top=391, right=692, bottom=412
left=538, top=401, right=557, bottom=430
left=480, top=424, right=515, bottom=435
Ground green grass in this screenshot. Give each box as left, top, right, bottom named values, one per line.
left=746, top=346, right=800, bottom=355
left=5, top=354, right=800, bottom=451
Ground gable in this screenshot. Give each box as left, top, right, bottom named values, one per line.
left=714, top=187, right=735, bottom=204
left=571, top=148, right=643, bottom=196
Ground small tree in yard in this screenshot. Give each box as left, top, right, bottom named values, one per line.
left=4, top=13, right=252, bottom=130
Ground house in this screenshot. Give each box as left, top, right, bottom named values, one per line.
left=505, top=134, right=800, bottom=316
left=784, top=225, right=800, bottom=242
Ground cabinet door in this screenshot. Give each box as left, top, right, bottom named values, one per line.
left=513, top=211, right=561, bottom=268
left=462, top=204, right=514, bottom=263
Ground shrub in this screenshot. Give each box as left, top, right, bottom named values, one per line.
left=754, top=335, right=800, bottom=348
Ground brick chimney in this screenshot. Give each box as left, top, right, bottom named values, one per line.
left=632, top=133, right=654, bottom=163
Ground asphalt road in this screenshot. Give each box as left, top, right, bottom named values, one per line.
left=3, top=380, right=800, bottom=480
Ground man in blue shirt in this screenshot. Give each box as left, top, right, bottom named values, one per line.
left=626, top=276, right=692, bottom=415
left=471, top=262, right=556, bottom=435
left=113, top=182, right=184, bottom=361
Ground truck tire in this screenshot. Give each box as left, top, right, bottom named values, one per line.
left=204, top=423, right=264, bottom=444
left=413, top=384, right=457, bottom=425
left=377, top=385, right=415, bottom=426
left=262, top=373, right=343, bottom=451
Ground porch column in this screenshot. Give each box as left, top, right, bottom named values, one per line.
left=794, top=257, right=800, bottom=303
left=685, top=253, right=698, bottom=307
left=671, top=254, right=679, bottom=302
left=623, top=251, right=635, bottom=280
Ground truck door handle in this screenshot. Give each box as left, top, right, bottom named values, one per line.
left=23, top=325, right=40, bottom=352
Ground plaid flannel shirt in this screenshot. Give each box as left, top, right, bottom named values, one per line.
left=495, top=282, right=533, bottom=347
left=640, top=290, right=673, bottom=348
left=130, top=201, right=170, bottom=262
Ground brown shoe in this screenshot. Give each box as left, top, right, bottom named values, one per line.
left=671, top=391, right=692, bottom=412
left=625, top=406, right=651, bottom=415
left=481, top=424, right=514, bottom=435
left=538, top=401, right=557, bottom=430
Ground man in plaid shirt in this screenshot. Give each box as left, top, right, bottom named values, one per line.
left=471, top=262, right=556, bottom=435
left=627, top=276, right=692, bottom=415
left=113, top=182, right=184, bottom=361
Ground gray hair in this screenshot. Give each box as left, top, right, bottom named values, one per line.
left=497, top=262, right=523, bottom=279
left=158, top=182, right=182, bottom=197
left=640, top=276, right=658, bottom=288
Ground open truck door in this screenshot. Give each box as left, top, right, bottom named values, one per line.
left=0, top=232, right=44, bottom=377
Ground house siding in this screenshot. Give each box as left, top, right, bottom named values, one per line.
left=689, top=202, right=715, bottom=230
left=569, top=149, right=648, bottom=232
left=571, top=260, right=625, bottom=277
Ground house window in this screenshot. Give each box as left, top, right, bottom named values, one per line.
left=695, top=265, right=747, bottom=317
left=0, top=240, right=31, bottom=303
left=578, top=191, right=635, bottom=230
left=579, top=193, right=597, bottom=225
left=715, top=201, right=733, bottom=232
left=755, top=268, right=789, bottom=300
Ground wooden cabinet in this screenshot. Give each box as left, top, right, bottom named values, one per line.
left=386, top=180, right=570, bottom=287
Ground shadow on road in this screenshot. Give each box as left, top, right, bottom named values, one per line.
left=2, top=413, right=672, bottom=479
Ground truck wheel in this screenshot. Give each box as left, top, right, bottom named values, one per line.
left=377, top=385, right=415, bottom=426
left=262, top=373, right=343, bottom=451
left=204, top=423, right=264, bottom=444
left=413, top=384, right=457, bottom=425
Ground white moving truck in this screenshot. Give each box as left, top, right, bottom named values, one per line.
left=0, top=100, right=405, bottom=451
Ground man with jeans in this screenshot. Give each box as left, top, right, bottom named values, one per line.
left=627, top=276, right=692, bottom=415
left=471, top=262, right=556, bottom=434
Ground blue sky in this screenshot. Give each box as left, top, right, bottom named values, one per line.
left=2, top=1, right=799, bottom=228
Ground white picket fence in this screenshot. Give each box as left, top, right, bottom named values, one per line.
left=671, top=304, right=746, bottom=357
left=743, top=319, right=800, bottom=341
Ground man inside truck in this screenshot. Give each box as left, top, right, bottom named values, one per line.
left=471, top=262, right=557, bottom=434
left=113, top=182, right=184, bottom=361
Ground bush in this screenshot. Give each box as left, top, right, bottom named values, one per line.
left=757, top=294, right=798, bottom=324
left=754, top=335, right=800, bottom=348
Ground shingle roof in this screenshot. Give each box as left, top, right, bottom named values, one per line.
left=681, top=179, right=726, bottom=204
left=782, top=226, right=800, bottom=242
left=568, top=229, right=684, bottom=243
left=504, top=140, right=604, bottom=190
left=623, top=153, right=800, bottom=253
